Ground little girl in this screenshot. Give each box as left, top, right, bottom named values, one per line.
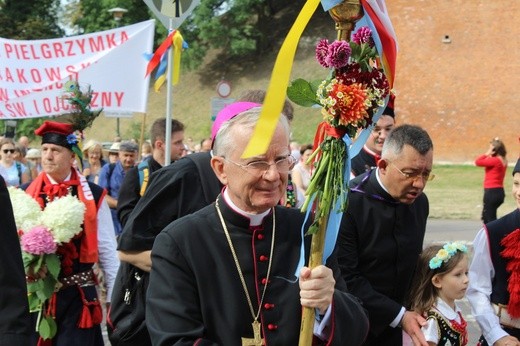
left=407, top=242, right=470, bottom=346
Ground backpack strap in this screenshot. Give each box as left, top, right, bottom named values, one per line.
left=16, top=162, right=22, bottom=185
left=137, top=160, right=150, bottom=196
left=106, top=163, right=116, bottom=195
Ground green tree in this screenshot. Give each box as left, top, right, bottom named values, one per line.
left=0, top=0, right=64, bottom=39
left=0, top=0, right=64, bottom=139
left=63, top=0, right=152, bottom=34
left=67, top=0, right=302, bottom=69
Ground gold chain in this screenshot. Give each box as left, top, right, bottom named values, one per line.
left=215, top=199, right=275, bottom=322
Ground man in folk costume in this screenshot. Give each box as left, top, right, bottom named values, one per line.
left=467, top=158, right=520, bottom=346
left=25, top=121, right=119, bottom=345
left=146, top=105, right=369, bottom=345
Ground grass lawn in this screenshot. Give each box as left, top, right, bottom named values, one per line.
left=425, top=164, right=517, bottom=220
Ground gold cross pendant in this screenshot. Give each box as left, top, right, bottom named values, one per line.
left=241, top=320, right=265, bottom=346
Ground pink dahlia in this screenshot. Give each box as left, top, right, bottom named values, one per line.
left=315, top=39, right=330, bottom=68
left=325, top=40, right=351, bottom=69
left=21, top=226, right=57, bottom=255
left=352, top=26, right=373, bottom=46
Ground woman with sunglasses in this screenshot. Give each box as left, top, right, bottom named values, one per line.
left=0, top=138, right=30, bottom=187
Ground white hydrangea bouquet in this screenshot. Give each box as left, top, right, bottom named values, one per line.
left=8, top=187, right=85, bottom=339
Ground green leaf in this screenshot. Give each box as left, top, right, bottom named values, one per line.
left=45, top=254, right=61, bottom=279
left=38, top=316, right=57, bottom=340
left=39, top=317, right=51, bottom=339
left=40, top=276, right=58, bottom=301
left=287, top=78, right=320, bottom=107
left=27, top=279, right=44, bottom=293
left=22, top=252, right=38, bottom=269
left=47, top=317, right=57, bottom=338
left=28, top=293, right=42, bottom=312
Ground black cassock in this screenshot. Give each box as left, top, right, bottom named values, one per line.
left=0, top=176, right=31, bottom=345
left=118, top=152, right=222, bottom=253
left=337, top=169, right=428, bottom=345
left=350, top=146, right=378, bottom=177
left=147, top=195, right=369, bottom=346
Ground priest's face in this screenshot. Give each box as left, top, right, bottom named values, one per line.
left=366, top=115, right=394, bottom=155
left=41, top=143, right=75, bottom=182
left=216, top=123, right=291, bottom=214
left=379, top=144, right=433, bottom=204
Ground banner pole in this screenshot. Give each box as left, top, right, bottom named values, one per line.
left=139, top=112, right=147, bottom=158
left=164, top=17, right=174, bottom=166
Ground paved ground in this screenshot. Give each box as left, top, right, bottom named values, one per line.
left=426, top=218, right=484, bottom=345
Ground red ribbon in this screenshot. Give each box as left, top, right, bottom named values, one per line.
left=43, top=181, right=78, bottom=201
left=145, top=30, right=176, bottom=77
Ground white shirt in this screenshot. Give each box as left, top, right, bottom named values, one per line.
left=466, top=228, right=510, bottom=345
left=422, top=297, right=464, bottom=344
left=96, top=198, right=119, bottom=302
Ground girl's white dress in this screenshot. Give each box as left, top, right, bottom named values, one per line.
left=422, top=297, right=467, bottom=346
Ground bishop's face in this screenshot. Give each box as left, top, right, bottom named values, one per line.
left=41, top=143, right=75, bottom=182
left=213, top=123, right=291, bottom=214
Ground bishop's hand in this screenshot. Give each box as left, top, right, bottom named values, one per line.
left=299, top=265, right=335, bottom=314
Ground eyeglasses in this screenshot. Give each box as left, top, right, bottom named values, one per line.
left=390, top=162, right=435, bottom=182
left=2, top=149, right=15, bottom=154
left=224, top=155, right=296, bottom=176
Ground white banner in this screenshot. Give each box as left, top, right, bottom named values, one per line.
left=0, top=20, right=155, bottom=119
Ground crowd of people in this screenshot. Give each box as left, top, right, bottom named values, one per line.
left=1, top=90, right=520, bottom=346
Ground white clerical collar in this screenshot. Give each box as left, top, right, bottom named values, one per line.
left=223, top=188, right=270, bottom=226
left=46, top=172, right=72, bottom=184
left=433, top=297, right=462, bottom=321
left=375, top=168, right=390, bottom=194
left=363, top=144, right=379, bottom=157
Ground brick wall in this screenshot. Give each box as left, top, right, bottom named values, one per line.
left=387, top=0, right=519, bottom=162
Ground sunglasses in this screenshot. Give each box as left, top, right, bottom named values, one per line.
left=2, top=149, right=15, bottom=154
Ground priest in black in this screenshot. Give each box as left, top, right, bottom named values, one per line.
left=147, top=106, right=369, bottom=345
left=0, top=175, right=31, bottom=345
left=351, top=100, right=395, bottom=177
left=337, top=124, right=434, bottom=346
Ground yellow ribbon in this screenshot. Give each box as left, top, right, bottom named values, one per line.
left=241, top=0, right=321, bottom=158
left=154, top=31, right=184, bottom=92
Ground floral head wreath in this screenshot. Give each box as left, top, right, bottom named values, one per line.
left=428, top=241, right=468, bottom=270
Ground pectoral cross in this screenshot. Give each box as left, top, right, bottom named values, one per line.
left=241, top=320, right=265, bottom=346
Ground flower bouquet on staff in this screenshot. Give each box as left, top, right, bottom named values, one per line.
left=8, top=186, right=86, bottom=340
left=287, top=25, right=390, bottom=232
left=287, top=25, right=390, bottom=346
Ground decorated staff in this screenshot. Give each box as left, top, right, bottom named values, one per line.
left=284, top=0, right=397, bottom=344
